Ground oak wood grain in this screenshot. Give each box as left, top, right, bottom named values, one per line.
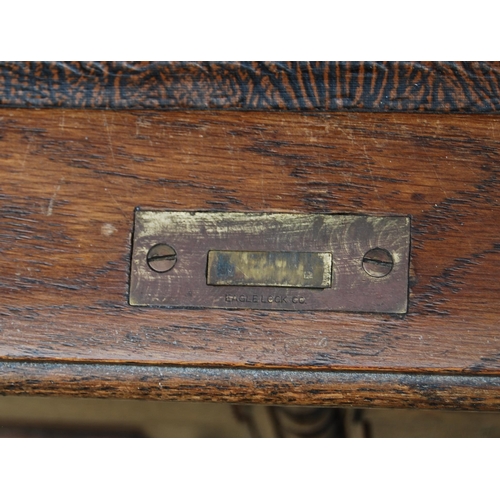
left=2, top=62, right=500, bottom=112
left=1, top=109, right=499, bottom=394
left=1, top=362, right=500, bottom=410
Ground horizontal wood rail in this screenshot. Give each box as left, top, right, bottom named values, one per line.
left=1, top=61, right=500, bottom=112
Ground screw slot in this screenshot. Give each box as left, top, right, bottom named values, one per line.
left=147, top=244, right=177, bottom=273
left=362, top=248, right=393, bottom=278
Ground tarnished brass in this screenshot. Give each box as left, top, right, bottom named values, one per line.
left=207, top=251, right=332, bottom=288
left=129, top=211, right=410, bottom=313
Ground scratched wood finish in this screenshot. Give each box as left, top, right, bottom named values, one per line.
left=1, top=362, right=500, bottom=410
left=1, top=108, right=500, bottom=392
left=2, top=61, right=500, bottom=112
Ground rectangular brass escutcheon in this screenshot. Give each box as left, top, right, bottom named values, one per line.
left=129, top=211, right=410, bottom=313
left=207, top=251, right=332, bottom=288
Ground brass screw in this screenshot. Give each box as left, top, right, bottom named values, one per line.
left=147, top=244, right=177, bottom=273
left=362, top=248, right=393, bottom=278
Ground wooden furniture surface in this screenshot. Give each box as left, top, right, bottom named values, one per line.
left=1, top=62, right=500, bottom=409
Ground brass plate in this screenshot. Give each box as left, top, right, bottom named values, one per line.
left=207, top=251, right=333, bottom=288
left=129, top=211, right=410, bottom=313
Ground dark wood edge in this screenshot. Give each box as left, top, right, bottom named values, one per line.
left=2, top=62, right=500, bottom=112
left=1, top=361, right=499, bottom=410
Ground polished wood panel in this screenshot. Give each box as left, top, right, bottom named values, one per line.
left=1, top=109, right=499, bottom=392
